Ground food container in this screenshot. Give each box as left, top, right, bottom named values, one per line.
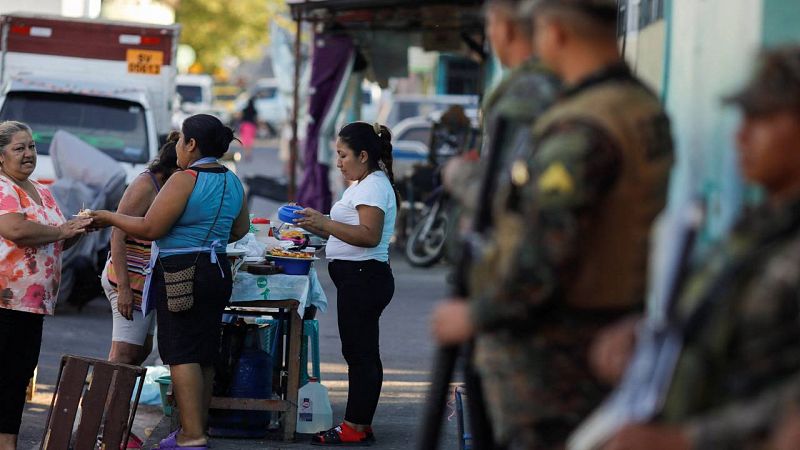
left=250, top=217, right=272, bottom=243
left=278, top=205, right=304, bottom=224
left=266, top=255, right=314, bottom=275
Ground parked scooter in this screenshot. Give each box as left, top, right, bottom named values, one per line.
left=48, top=130, right=126, bottom=308
left=404, top=106, right=477, bottom=267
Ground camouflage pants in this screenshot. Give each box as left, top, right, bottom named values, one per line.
left=475, top=330, right=607, bottom=450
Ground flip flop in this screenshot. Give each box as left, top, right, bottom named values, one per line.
left=152, top=431, right=208, bottom=450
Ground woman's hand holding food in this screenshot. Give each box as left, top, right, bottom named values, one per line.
left=294, top=208, right=330, bottom=234
left=59, top=217, right=92, bottom=240
left=87, top=210, right=114, bottom=229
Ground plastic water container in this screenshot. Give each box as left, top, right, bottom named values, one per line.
left=208, top=348, right=273, bottom=438
left=296, top=377, right=333, bottom=434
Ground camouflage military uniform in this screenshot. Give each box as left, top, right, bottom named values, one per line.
left=653, top=199, right=800, bottom=449
left=469, top=63, right=674, bottom=449
left=448, top=57, right=560, bottom=214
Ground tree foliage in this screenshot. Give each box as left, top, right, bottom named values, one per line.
left=171, top=0, right=284, bottom=70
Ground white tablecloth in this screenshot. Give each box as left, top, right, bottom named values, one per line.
left=230, top=266, right=328, bottom=317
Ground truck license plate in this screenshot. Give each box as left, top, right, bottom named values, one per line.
left=127, top=49, right=163, bottom=75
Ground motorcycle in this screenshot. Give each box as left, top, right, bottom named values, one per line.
left=404, top=107, right=477, bottom=267
left=405, top=184, right=450, bottom=267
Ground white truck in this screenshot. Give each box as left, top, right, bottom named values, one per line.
left=0, top=13, right=180, bottom=184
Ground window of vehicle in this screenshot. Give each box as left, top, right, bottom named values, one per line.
left=255, top=87, right=278, bottom=99
left=0, top=91, right=150, bottom=164
left=397, top=125, right=431, bottom=146
left=177, top=85, right=204, bottom=104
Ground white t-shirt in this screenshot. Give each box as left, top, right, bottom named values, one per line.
left=326, top=171, right=397, bottom=262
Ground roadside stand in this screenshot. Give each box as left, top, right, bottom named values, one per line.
left=201, top=211, right=328, bottom=442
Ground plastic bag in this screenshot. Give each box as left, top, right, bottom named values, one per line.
left=231, top=233, right=267, bottom=257
left=133, top=365, right=171, bottom=405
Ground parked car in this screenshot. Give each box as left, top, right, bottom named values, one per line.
left=378, top=93, right=479, bottom=129
left=212, top=83, right=242, bottom=125
left=237, top=78, right=287, bottom=135
left=176, top=74, right=214, bottom=111
left=391, top=109, right=480, bottom=180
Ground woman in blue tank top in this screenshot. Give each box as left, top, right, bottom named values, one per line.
left=90, top=114, right=250, bottom=450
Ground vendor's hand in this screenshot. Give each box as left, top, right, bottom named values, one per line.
left=116, top=287, right=134, bottom=321
left=431, top=299, right=474, bottom=345
left=87, top=210, right=114, bottom=229
left=590, top=314, right=641, bottom=386
left=602, top=424, right=691, bottom=450
left=294, top=208, right=330, bottom=232
left=59, top=217, right=92, bottom=240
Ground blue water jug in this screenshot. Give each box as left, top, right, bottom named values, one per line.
left=208, top=348, right=273, bottom=438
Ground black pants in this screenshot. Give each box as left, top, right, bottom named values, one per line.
left=329, top=260, right=394, bottom=425
left=0, top=308, right=43, bottom=434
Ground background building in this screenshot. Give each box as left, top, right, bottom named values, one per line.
left=625, top=0, right=800, bottom=243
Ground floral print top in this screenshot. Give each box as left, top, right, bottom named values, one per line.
left=0, top=175, right=65, bottom=315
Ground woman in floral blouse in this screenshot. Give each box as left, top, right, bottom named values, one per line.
left=0, top=121, right=90, bottom=450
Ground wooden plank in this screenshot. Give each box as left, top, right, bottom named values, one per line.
left=43, top=357, right=90, bottom=450
left=283, top=305, right=302, bottom=441
left=72, top=364, right=115, bottom=450
left=210, top=397, right=291, bottom=412
left=100, top=368, right=138, bottom=450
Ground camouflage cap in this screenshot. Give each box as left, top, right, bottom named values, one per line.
left=725, top=46, right=800, bottom=115
left=523, top=0, right=619, bottom=24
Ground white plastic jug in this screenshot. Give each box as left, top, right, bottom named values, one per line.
left=296, top=377, right=333, bottom=434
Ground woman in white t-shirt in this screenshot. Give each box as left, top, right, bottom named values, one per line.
left=295, top=122, right=397, bottom=446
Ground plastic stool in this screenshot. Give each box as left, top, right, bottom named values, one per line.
left=301, top=320, right=321, bottom=386
left=256, top=317, right=321, bottom=386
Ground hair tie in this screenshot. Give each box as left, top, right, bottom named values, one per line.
left=373, top=122, right=382, bottom=138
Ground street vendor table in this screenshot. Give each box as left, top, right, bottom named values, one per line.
left=209, top=268, right=328, bottom=441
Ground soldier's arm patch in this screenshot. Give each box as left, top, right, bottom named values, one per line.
left=529, top=120, right=622, bottom=211
left=538, top=162, right=574, bottom=195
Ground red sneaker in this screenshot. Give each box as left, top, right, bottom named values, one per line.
left=311, top=423, right=371, bottom=446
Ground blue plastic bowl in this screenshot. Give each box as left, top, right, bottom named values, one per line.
left=278, top=205, right=303, bottom=224
left=267, top=256, right=312, bottom=275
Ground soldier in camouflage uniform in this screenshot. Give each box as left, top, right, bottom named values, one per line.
left=584, top=46, right=800, bottom=450
left=444, top=0, right=559, bottom=215
left=432, top=1, right=674, bottom=448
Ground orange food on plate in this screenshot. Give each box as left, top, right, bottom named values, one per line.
left=268, top=249, right=313, bottom=259
left=280, top=229, right=305, bottom=240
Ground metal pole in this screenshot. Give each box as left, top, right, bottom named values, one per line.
left=289, top=14, right=302, bottom=202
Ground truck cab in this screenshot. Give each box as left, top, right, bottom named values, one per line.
left=0, top=77, right=158, bottom=183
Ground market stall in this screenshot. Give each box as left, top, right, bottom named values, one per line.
left=204, top=228, right=327, bottom=441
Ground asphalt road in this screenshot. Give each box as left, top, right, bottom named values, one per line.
left=17, top=142, right=461, bottom=449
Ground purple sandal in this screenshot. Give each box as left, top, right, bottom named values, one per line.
left=153, top=431, right=208, bottom=450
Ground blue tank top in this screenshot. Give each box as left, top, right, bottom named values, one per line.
left=157, top=167, right=244, bottom=251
